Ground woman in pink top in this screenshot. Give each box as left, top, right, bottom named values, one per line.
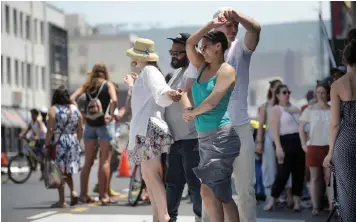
left=263, top=84, right=304, bottom=212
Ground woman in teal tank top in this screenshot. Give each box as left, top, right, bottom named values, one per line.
left=182, top=21, right=241, bottom=221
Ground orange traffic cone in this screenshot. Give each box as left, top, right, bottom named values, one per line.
left=118, top=149, right=130, bottom=177
left=1, top=152, right=7, bottom=166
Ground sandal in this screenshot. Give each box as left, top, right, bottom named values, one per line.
left=263, top=202, right=275, bottom=211
left=70, top=195, right=79, bottom=206
left=79, top=196, right=95, bottom=204
left=51, top=202, right=67, bottom=208
left=100, top=198, right=117, bottom=206
left=312, top=208, right=319, bottom=216
left=293, top=204, right=301, bottom=212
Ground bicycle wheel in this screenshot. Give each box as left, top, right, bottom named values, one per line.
left=7, top=154, right=33, bottom=184
left=128, top=164, right=144, bottom=206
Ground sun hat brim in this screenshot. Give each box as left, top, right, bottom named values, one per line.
left=126, top=48, right=159, bottom=62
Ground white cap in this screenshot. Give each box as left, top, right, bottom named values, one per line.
left=213, top=7, right=233, bottom=19
left=40, top=107, right=48, bottom=113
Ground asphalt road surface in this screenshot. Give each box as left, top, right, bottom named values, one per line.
left=1, top=163, right=339, bottom=222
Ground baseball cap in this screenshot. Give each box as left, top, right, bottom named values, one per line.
left=167, top=33, right=191, bottom=44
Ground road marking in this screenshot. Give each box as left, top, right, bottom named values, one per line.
left=26, top=211, right=57, bottom=220
left=30, top=214, right=306, bottom=222
left=4, top=166, right=30, bottom=173
left=70, top=207, right=88, bottom=213
left=87, top=202, right=101, bottom=207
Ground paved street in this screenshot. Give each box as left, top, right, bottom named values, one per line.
left=2, top=163, right=339, bottom=222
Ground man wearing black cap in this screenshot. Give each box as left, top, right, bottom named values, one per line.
left=164, top=33, right=202, bottom=222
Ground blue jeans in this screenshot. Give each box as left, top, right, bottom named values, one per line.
left=165, top=139, right=202, bottom=222
left=255, top=157, right=265, bottom=195
left=83, top=123, right=115, bottom=142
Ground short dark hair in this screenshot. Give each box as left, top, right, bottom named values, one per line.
left=347, top=28, right=356, bottom=43
left=203, top=31, right=228, bottom=53
left=343, top=40, right=356, bottom=66
left=30, top=109, right=39, bottom=116
left=51, top=85, right=72, bottom=106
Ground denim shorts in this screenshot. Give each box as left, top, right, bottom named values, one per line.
left=84, top=122, right=115, bottom=142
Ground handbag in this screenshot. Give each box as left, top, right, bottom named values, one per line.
left=44, top=106, right=72, bottom=189
left=149, top=116, right=170, bottom=135
left=43, top=157, right=65, bottom=189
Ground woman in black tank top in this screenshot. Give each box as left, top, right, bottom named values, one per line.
left=71, top=63, right=118, bottom=204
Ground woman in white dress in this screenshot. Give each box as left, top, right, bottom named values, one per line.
left=125, top=38, right=181, bottom=222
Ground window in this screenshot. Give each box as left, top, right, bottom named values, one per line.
left=25, top=15, right=30, bottom=40
left=27, top=63, right=31, bottom=87
left=13, top=9, right=17, bottom=36
left=33, top=19, right=37, bottom=43
left=78, top=45, right=88, bottom=57
left=14, top=60, right=19, bottom=86
left=5, top=5, right=10, bottom=33
left=40, top=21, right=44, bottom=43
left=21, top=62, right=25, bottom=87
left=41, top=67, right=45, bottom=89
left=1, top=56, right=3, bottom=84
left=6, top=57, right=11, bottom=85
left=19, top=12, right=23, bottom=38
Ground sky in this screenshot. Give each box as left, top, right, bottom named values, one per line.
left=51, top=1, right=331, bottom=28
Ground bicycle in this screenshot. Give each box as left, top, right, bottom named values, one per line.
left=7, top=138, right=45, bottom=184
left=128, top=163, right=146, bottom=206
left=128, top=153, right=167, bottom=207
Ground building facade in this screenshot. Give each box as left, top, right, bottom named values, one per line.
left=65, top=14, right=136, bottom=91
left=1, top=1, right=67, bottom=154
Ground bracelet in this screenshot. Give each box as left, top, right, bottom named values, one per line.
left=185, top=107, right=194, bottom=111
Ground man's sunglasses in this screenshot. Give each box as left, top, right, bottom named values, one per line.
left=169, top=50, right=186, bottom=57
left=281, top=90, right=291, bottom=95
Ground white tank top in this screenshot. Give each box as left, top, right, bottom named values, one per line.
left=30, top=120, right=47, bottom=139
left=279, top=105, right=300, bottom=135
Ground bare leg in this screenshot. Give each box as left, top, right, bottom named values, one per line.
left=146, top=185, right=159, bottom=222
left=309, top=167, right=323, bottom=215
left=200, top=184, right=224, bottom=222
left=223, top=200, right=240, bottom=222
left=323, top=167, right=333, bottom=210
left=98, top=140, right=112, bottom=201
left=80, top=140, right=97, bottom=200
left=141, top=156, right=170, bottom=222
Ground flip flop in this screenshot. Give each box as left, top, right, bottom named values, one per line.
left=51, top=202, right=67, bottom=208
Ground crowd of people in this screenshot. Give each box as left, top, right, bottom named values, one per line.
left=30, top=6, right=356, bottom=222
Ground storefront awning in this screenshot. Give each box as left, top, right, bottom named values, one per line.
left=1, top=111, right=12, bottom=127
left=2, top=108, right=28, bottom=129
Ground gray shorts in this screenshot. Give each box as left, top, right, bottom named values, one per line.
left=193, top=124, right=240, bottom=203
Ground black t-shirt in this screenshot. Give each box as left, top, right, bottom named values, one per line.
left=85, top=82, right=111, bottom=127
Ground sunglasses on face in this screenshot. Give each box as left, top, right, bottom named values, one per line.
left=281, top=90, right=291, bottom=95
left=169, top=50, right=186, bottom=57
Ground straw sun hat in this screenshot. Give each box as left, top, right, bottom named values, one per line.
left=126, top=38, right=159, bottom=62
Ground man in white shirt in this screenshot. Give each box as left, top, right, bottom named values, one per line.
left=165, top=33, right=202, bottom=222
left=186, top=7, right=261, bottom=222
